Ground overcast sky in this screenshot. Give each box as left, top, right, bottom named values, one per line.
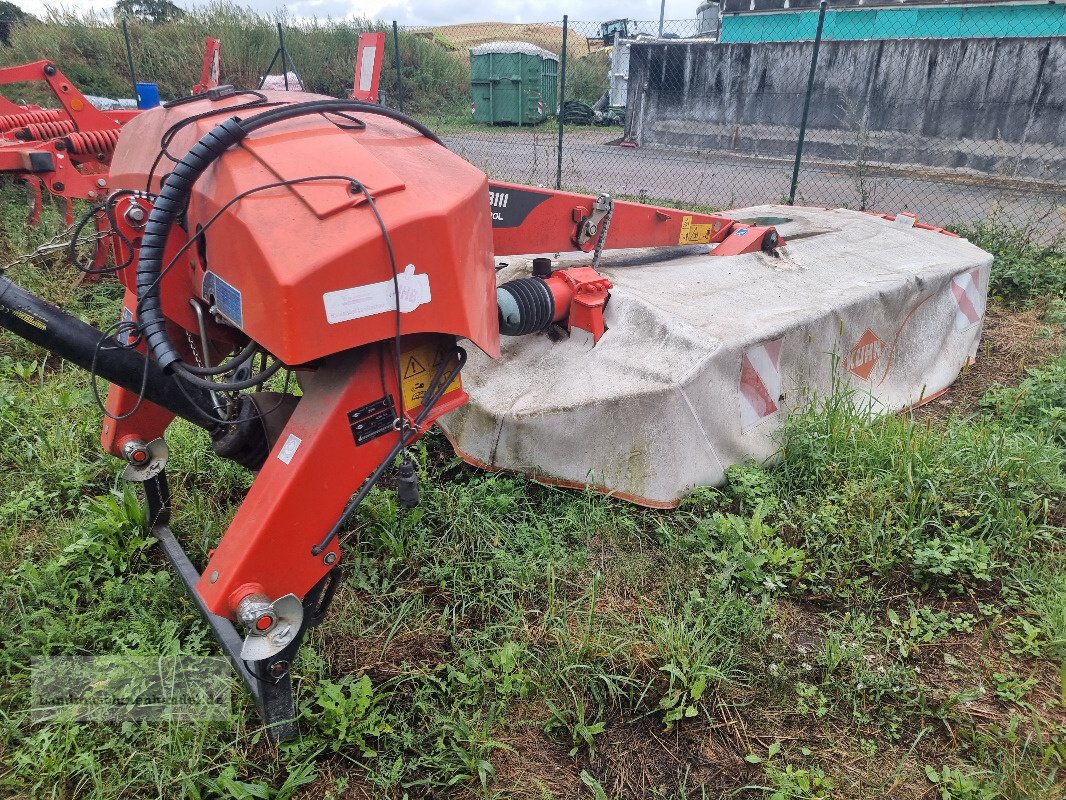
left=20, top=0, right=704, bottom=27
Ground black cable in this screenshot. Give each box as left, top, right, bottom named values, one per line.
left=321, top=110, right=367, bottom=131
left=68, top=189, right=142, bottom=275
left=174, top=360, right=284, bottom=392
left=136, top=100, right=447, bottom=378
left=309, top=346, right=466, bottom=556
left=90, top=320, right=151, bottom=421
left=132, top=174, right=403, bottom=398
left=86, top=312, right=295, bottom=430
left=134, top=176, right=355, bottom=315
left=236, top=99, right=444, bottom=146
left=122, top=173, right=401, bottom=429
left=133, top=175, right=371, bottom=394
left=144, top=91, right=275, bottom=193
left=179, top=337, right=259, bottom=376
left=168, top=362, right=296, bottom=429
left=128, top=99, right=448, bottom=437
left=357, top=186, right=407, bottom=442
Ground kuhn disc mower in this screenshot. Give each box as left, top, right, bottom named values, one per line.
left=0, top=85, right=987, bottom=740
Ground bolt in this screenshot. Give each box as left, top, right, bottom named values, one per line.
left=87, top=191, right=96, bottom=199
left=43, top=64, right=56, bottom=76
left=268, top=660, right=290, bottom=679
left=52, top=182, right=64, bottom=192
left=96, top=178, right=106, bottom=188
left=324, top=552, right=337, bottom=565
left=122, top=439, right=150, bottom=466
left=125, top=204, right=146, bottom=225
left=209, top=570, right=219, bottom=583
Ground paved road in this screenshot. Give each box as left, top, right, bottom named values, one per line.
left=444, top=129, right=1066, bottom=234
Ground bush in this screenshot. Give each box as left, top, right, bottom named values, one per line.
left=957, top=219, right=1066, bottom=303
left=565, top=50, right=609, bottom=103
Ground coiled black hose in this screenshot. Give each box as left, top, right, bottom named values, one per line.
left=135, top=100, right=445, bottom=377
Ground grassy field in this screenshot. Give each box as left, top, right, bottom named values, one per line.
left=0, top=183, right=1064, bottom=799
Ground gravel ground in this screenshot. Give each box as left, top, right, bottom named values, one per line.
left=445, top=128, right=1066, bottom=233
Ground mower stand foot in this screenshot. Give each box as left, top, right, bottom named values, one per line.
left=144, top=473, right=341, bottom=743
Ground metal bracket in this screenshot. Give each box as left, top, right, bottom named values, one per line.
left=121, top=437, right=169, bottom=482
left=574, top=193, right=613, bottom=257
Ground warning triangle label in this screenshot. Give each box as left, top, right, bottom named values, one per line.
left=403, top=356, right=427, bottom=379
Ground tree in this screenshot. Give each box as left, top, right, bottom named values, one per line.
left=0, top=1, right=37, bottom=46
left=113, top=0, right=184, bottom=24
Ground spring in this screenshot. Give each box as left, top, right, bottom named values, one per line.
left=63, top=128, right=121, bottom=155
left=13, top=119, right=76, bottom=141
left=0, top=108, right=66, bottom=132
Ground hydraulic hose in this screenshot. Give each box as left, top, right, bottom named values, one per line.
left=135, top=100, right=445, bottom=375
left=0, top=276, right=220, bottom=434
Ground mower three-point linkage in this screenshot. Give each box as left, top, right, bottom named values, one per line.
left=0, top=87, right=782, bottom=740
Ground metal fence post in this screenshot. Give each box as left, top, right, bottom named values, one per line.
left=392, top=21, right=404, bottom=113
left=788, top=0, right=827, bottom=205
left=556, top=15, right=568, bottom=190
left=121, top=18, right=138, bottom=95
left=277, top=23, right=289, bottom=90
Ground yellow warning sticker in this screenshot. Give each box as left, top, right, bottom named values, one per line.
left=400, top=342, right=461, bottom=410
left=678, top=215, right=714, bottom=245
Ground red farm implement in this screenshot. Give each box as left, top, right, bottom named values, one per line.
left=0, top=38, right=222, bottom=229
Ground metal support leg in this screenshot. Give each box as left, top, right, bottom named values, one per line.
left=144, top=472, right=341, bottom=742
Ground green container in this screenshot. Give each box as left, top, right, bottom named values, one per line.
left=471, top=42, right=559, bottom=125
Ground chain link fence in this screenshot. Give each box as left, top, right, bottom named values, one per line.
left=3, top=8, right=1061, bottom=233
left=389, top=9, right=1065, bottom=235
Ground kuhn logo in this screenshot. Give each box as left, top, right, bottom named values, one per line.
left=846, top=329, right=885, bottom=381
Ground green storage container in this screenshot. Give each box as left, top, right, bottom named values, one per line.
left=470, top=41, right=559, bottom=125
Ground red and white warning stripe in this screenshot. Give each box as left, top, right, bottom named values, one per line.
left=740, top=338, right=783, bottom=430
left=950, top=267, right=987, bottom=331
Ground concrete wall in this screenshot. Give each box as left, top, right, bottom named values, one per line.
left=718, top=4, right=1066, bottom=42
left=624, top=37, right=1066, bottom=180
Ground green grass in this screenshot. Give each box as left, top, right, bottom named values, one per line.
left=0, top=187, right=1064, bottom=798
left=3, top=7, right=611, bottom=134
left=2, top=5, right=468, bottom=114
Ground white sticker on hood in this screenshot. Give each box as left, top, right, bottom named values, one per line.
left=323, top=264, right=431, bottom=324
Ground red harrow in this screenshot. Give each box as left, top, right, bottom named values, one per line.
left=0, top=38, right=222, bottom=231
